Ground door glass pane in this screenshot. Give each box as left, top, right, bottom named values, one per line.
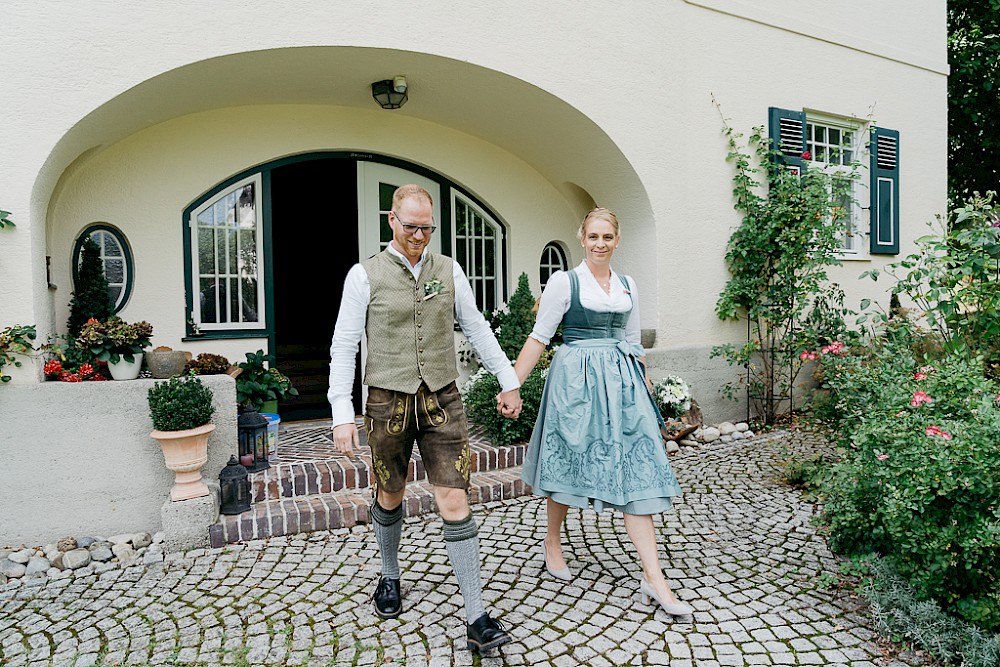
left=192, top=176, right=262, bottom=328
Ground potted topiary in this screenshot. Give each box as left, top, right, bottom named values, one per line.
left=77, top=316, right=153, bottom=380
left=147, top=373, right=216, bottom=501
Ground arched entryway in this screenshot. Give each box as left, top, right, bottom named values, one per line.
left=187, top=153, right=508, bottom=421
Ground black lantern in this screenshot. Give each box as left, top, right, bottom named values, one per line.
left=219, top=455, right=251, bottom=515
left=371, top=76, right=408, bottom=109
left=238, top=409, right=270, bottom=472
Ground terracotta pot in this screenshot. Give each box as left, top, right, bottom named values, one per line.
left=150, top=422, right=215, bottom=501
left=108, top=353, right=143, bottom=380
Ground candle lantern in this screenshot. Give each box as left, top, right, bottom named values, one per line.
left=219, top=455, right=251, bottom=515
left=237, top=409, right=270, bottom=472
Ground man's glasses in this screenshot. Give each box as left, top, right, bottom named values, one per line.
left=392, top=211, right=436, bottom=235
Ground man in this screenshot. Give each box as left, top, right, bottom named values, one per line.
left=328, top=184, right=522, bottom=654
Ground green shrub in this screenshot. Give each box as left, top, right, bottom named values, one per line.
left=488, top=272, right=537, bottom=361
left=865, top=556, right=1000, bottom=666
left=235, top=350, right=298, bottom=410
left=148, top=373, right=215, bottom=431
left=185, top=353, right=232, bottom=375
left=67, top=237, right=114, bottom=338
left=462, top=362, right=548, bottom=447
left=813, top=332, right=1000, bottom=631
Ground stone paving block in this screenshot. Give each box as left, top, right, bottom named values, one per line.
left=0, top=432, right=933, bottom=667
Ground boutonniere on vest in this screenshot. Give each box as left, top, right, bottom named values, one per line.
left=423, top=279, right=443, bottom=300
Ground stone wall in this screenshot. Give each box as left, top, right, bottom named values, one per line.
left=0, top=375, right=237, bottom=546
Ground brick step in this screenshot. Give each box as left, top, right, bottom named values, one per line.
left=209, top=467, right=529, bottom=547
left=253, top=428, right=527, bottom=502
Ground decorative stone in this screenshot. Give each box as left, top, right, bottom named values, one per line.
left=62, top=549, right=92, bottom=570
left=132, top=532, right=153, bottom=549
left=108, top=534, right=133, bottom=546
left=735, top=422, right=750, bottom=432
left=50, top=553, right=64, bottom=570
left=701, top=427, right=721, bottom=443
left=745, top=430, right=755, bottom=438
left=665, top=440, right=680, bottom=454
left=112, top=544, right=136, bottom=562
left=56, top=537, right=77, bottom=552
left=731, top=430, right=746, bottom=440
left=718, top=421, right=737, bottom=435
left=25, top=557, right=50, bottom=575
left=0, top=560, right=26, bottom=579
left=8, top=549, right=33, bottom=565
left=90, top=546, right=114, bottom=563
left=721, top=434, right=733, bottom=443
left=47, top=567, right=60, bottom=577
left=76, top=536, right=97, bottom=549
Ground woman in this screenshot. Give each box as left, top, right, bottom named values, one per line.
left=512, top=207, right=692, bottom=618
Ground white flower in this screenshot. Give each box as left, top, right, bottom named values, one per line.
left=651, top=375, right=692, bottom=419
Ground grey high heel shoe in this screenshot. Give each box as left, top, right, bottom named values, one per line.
left=541, top=542, right=572, bottom=581
left=639, top=579, right=693, bottom=617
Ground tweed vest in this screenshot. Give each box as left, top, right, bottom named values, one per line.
left=362, top=250, right=458, bottom=393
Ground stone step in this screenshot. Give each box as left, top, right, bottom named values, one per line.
left=209, top=467, right=529, bottom=547
left=252, top=427, right=527, bottom=502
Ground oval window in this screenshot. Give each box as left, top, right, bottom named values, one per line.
left=72, top=225, right=134, bottom=312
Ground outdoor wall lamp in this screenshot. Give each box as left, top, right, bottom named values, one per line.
left=371, top=76, right=408, bottom=109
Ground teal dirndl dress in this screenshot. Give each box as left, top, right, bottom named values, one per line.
left=521, top=271, right=682, bottom=515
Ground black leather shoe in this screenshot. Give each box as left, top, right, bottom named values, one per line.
left=466, top=612, right=511, bottom=653
left=373, top=577, right=402, bottom=619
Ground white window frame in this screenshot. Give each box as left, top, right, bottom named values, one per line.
left=539, top=241, right=569, bottom=290
left=804, top=113, right=870, bottom=261
left=188, top=173, right=266, bottom=331
left=451, top=191, right=504, bottom=314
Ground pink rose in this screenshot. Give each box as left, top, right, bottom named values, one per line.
left=877, top=453, right=889, bottom=461
left=910, top=392, right=933, bottom=407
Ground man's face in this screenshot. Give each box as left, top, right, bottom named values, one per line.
left=389, top=196, right=435, bottom=265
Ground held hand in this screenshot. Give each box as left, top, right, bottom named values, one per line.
left=332, top=423, right=360, bottom=459
left=496, top=388, right=523, bottom=419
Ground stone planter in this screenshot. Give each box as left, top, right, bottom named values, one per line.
left=146, top=350, right=188, bottom=379
left=150, top=423, right=215, bottom=501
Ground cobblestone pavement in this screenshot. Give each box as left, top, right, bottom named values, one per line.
left=0, top=431, right=920, bottom=667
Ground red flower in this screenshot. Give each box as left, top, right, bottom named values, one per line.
left=801, top=151, right=812, bottom=160
left=910, top=391, right=933, bottom=407
left=58, top=371, right=82, bottom=383
left=925, top=425, right=952, bottom=440
left=913, top=372, right=927, bottom=380
left=43, top=360, right=63, bottom=377
left=86, top=317, right=99, bottom=324
left=78, top=363, right=95, bottom=379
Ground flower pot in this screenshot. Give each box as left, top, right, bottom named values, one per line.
left=150, top=422, right=215, bottom=501
left=146, top=350, right=188, bottom=379
left=108, top=353, right=143, bottom=380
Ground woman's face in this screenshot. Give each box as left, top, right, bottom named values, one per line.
left=581, top=217, right=619, bottom=264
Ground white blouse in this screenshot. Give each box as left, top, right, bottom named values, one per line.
left=529, top=262, right=641, bottom=346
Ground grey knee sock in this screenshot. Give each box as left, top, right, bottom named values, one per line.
left=371, top=501, right=403, bottom=579
left=443, top=513, right=486, bottom=623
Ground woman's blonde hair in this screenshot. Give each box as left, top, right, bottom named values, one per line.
left=576, top=207, right=621, bottom=241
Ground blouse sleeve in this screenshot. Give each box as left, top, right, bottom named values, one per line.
left=528, top=271, right=571, bottom=346
left=624, top=276, right=641, bottom=345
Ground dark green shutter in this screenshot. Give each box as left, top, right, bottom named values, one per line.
left=869, top=127, right=900, bottom=254
left=768, top=107, right=807, bottom=171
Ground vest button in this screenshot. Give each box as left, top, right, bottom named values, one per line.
left=416, top=311, right=422, bottom=316
left=420, top=361, right=425, bottom=366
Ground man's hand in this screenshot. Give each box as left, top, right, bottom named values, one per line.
left=496, top=388, right=523, bottom=419
left=332, top=423, right=360, bottom=459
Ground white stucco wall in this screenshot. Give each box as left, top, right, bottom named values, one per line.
left=2, top=0, right=948, bottom=422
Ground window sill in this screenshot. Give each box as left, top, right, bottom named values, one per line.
left=183, top=330, right=269, bottom=342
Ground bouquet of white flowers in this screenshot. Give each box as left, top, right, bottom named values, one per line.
left=651, top=375, right=692, bottom=420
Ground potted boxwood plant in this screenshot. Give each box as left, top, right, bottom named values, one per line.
left=77, top=316, right=153, bottom=380
left=147, top=373, right=215, bottom=501
left=235, top=349, right=298, bottom=412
